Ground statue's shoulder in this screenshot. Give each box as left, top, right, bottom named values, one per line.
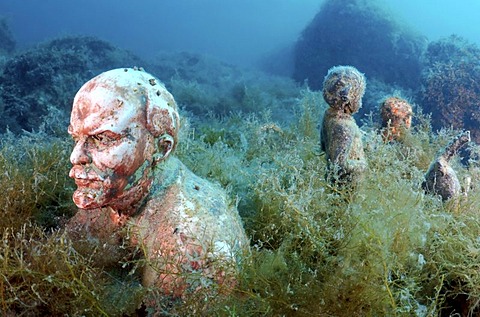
left=146, top=156, right=240, bottom=223
left=141, top=156, right=247, bottom=249
left=176, top=158, right=233, bottom=217
left=181, top=157, right=247, bottom=240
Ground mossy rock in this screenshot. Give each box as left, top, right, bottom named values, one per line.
left=293, top=0, right=425, bottom=91
left=0, top=35, right=144, bottom=134
left=419, top=35, right=480, bottom=143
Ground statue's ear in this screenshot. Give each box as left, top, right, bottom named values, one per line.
left=153, top=134, right=175, bottom=164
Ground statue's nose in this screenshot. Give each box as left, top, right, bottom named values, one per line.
left=70, top=138, right=92, bottom=165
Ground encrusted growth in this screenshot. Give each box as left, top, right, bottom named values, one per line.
left=422, top=131, right=471, bottom=201
left=321, top=66, right=367, bottom=186
left=380, top=96, right=413, bottom=142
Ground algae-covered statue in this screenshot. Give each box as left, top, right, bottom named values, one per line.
left=422, top=131, right=471, bottom=201
left=66, top=68, right=248, bottom=297
left=320, top=65, right=367, bottom=186
left=380, top=96, right=413, bottom=142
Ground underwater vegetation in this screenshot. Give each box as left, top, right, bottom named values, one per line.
left=3, top=82, right=480, bottom=315
left=150, top=51, right=301, bottom=122
left=419, top=35, right=480, bottom=144
left=2, top=1, right=480, bottom=314
left=0, top=36, right=143, bottom=134
left=0, top=36, right=300, bottom=136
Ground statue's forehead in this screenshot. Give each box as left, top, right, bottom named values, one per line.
left=70, top=85, right=142, bottom=135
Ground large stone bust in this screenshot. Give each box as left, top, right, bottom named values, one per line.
left=66, top=68, right=248, bottom=297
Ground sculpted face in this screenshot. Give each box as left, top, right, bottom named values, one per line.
left=68, top=68, right=179, bottom=212
left=69, top=86, right=155, bottom=210
left=380, top=97, right=413, bottom=141
left=322, top=66, right=366, bottom=114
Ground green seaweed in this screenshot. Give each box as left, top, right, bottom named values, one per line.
left=0, top=131, right=74, bottom=231
left=2, top=74, right=480, bottom=316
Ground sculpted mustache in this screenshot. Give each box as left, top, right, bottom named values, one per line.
left=71, top=164, right=107, bottom=181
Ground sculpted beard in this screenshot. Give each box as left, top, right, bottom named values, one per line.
left=70, top=164, right=117, bottom=209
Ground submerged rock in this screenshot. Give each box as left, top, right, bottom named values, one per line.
left=419, top=35, right=480, bottom=143
left=293, top=0, right=425, bottom=91
left=0, top=35, right=144, bottom=134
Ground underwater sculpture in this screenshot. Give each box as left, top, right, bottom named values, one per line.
left=422, top=131, right=471, bottom=201
left=380, top=96, right=413, bottom=142
left=66, top=68, right=248, bottom=297
left=320, top=65, right=367, bottom=186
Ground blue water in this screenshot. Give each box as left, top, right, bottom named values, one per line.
left=387, top=0, right=480, bottom=45
left=0, top=0, right=319, bottom=66
left=1, top=0, right=478, bottom=67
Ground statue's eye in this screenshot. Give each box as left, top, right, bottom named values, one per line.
left=91, top=134, right=107, bottom=144
left=91, top=131, right=121, bottom=146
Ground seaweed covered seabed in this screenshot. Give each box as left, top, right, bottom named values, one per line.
left=2, top=25, right=480, bottom=317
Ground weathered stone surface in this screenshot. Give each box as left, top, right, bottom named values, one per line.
left=320, top=66, right=367, bottom=185
left=422, top=131, right=470, bottom=201
left=66, top=68, right=248, bottom=299
left=380, top=96, right=413, bottom=142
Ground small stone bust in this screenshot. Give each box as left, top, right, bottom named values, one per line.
left=423, top=131, right=470, bottom=201
left=320, top=65, right=367, bottom=185
left=66, top=68, right=248, bottom=298
left=380, top=96, right=413, bottom=142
